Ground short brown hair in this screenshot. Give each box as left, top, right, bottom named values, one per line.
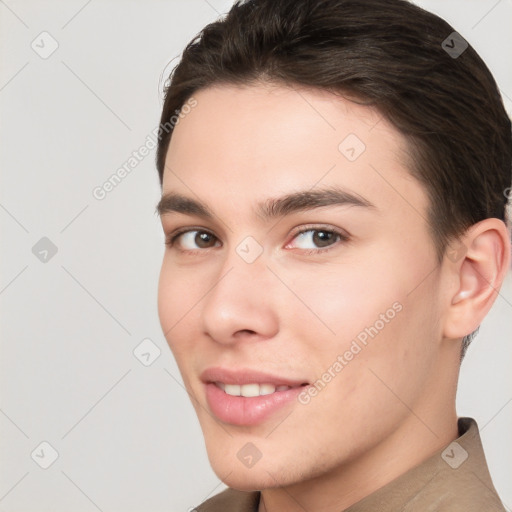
left=156, top=0, right=511, bottom=355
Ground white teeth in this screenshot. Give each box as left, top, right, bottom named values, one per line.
left=259, top=384, right=276, bottom=395
left=241, top=384, right=260, bottom=397
left=216, top=382, right=290, bottom=396
left=224, top=384, right=241, bottom=396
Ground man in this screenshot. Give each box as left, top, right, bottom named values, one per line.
left=154, top=0, right=511, bottom=510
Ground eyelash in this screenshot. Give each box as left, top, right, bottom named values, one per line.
left=164, top=225, right=350, bottom=256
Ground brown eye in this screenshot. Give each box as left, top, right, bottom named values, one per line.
left=168, top=230, right=220, bottom=251
left=194, top=232, right=217, bottom=248
left=312, top=230, right=337, bottom=248
left=290, top=228, right=347, bottom=251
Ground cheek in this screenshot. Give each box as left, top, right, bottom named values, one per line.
left=157, top=261, right=176, bottom=337
left=288, top=250, right=439, bottom=388
left=287, top=260, right=401, bottom=342
left=290, top=266, right=405, bottom=393
left=157, top=259, right=198, bottom=351
left=291, top=235, right=438, bottom=339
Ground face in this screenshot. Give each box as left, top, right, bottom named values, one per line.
left=157, top=83, right=451, bottom=491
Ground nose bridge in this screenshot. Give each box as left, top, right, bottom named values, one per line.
left=214, top=233, right=268, bottom=294
left=200, top=235, right=278, bottom=342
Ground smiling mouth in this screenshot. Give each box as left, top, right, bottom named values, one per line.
left=214, top=382, right=309, bottom=397
left=204, top=374, right=310, bottom=425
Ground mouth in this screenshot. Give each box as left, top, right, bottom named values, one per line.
left=200, top=367, right=310, bottom=426
left=213, top=381, right=309, bottom=397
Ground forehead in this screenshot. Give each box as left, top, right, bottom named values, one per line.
left=162, top=83, right=426, bottom=221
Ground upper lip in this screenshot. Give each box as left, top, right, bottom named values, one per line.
left=200, top=367, right=309, bottom=387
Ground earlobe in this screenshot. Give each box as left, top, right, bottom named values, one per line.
left=443, top=219, right=511, bottom=339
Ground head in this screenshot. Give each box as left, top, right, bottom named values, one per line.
left=155, top=0, right=511, bottom=492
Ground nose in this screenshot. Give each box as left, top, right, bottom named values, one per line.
left=200, top=245, right=279, bottom=345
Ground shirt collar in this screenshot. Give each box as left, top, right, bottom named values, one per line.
left=344, top=417, right=502, bottom=511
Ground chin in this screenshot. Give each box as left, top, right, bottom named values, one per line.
left=207, top=448, right=309, bottom=492
left=213, top=467, right=281, bottom=492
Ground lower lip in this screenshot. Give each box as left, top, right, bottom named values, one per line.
left=204, top=383, right=307, bottom=426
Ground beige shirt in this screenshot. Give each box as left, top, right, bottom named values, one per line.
left=196, top=417, right=506, bottom=511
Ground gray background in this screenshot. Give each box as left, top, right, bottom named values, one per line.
left=0, top=0, right=511, bottom=510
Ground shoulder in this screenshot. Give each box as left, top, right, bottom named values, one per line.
left=194, top=488, right=260, bottom=512
left=346, top=417, right=507, bottom=512
left=402, top=417, right=507, bottom=511
left=401, top=466, right=507, bottom=511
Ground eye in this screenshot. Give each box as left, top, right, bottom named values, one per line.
left=165, top=225, right=349, bottom=255
left=286, top=227, right=349, bottom=253
left=166, top=229, right=220, bottom=251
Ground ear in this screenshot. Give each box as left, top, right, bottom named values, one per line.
left=442, top=218, right=511, bottom=340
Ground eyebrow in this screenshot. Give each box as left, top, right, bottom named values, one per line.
left=156, top=185, right=376, bottom=221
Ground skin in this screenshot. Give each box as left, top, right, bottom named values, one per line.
left=157, top=82, right=510, bottom=512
